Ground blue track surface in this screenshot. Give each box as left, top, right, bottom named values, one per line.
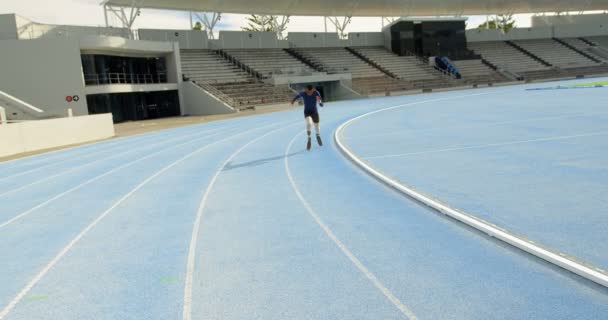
left=1, top=80, right=608, bottom=319
left=342, top=78, right=608, bottom=271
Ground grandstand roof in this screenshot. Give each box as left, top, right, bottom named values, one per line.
left=103, top=0, right=608, bottom=16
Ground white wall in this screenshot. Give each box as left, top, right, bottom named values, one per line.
left=532, top=14, right=608, bottom=27
left=554, top=24, right=608, bottom=38
left=218, top=31, right=283, bottom=49
left=0, top=39, right=87, bottom=120
left=0, top=14, right=17, bottom=40
left=347, top=32, right=384, bottom=46
left=181, top=81, right=236, bottom=116
left=0, top=114, right=115, bottom=158
left=288, top=32, right=341, bottom=47
left=138, top=29, right=209, bottom=49
left=79, top=36, right=175, bottom=54
left=466, top=27, right=554, bottom=42
left=467, top=24, right=608, bottom=43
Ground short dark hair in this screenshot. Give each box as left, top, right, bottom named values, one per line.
left=306, top=85, right=314, bottom=91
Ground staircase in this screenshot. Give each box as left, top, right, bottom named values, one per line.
left=284, top=48, right=325, bottom=72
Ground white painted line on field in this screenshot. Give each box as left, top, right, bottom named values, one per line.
left=0, top=121, right=283, bottom=320
left=342, top=110, right=608, bottom=141
left=0, top=126, right=237, bottom=229
left=284, top=132, right=417, bottom=320
left=182, top=121, right=298, bottom=320
left=334, top=95, right=608, bottom=289
left=365, top=130, right=608, bottom=160
left=0, top=126, right=233, bottom=198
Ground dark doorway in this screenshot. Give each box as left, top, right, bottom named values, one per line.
left=86, top=91, right=180, bottom=123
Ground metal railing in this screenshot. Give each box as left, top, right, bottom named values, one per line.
left=0, top=90, right=45, bottom=114
left=84, top=73, right=168, bottom=86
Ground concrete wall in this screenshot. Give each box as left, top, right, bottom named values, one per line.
left=532, top=14, right=608, bottom=27
left=0, top=114, right=115, bottom=157
left=467, top=24, right=608, bottom=43
left=347, top=32, right=384, bottom=46
left=0, top=14, right=17, bottom=40
left=138, top=29, right=209, bottom=49
left=217, top=31, right=283, bottom=49
left=466, top=27, right=554, bottom=42
left=554, top=24, right=608, bottom=38
left=181, top=81, right=236, bottom=116
left=287, top=32, right=342, bottom=47
left=0, top=39, right=87, bottom=120
left=79, top=36, right=175, bottom=55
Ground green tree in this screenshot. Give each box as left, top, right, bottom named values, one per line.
left=242, top=15, right=276, bottom=32
left=477, top=14, right=516, bottom=33
left=193, top=22, right=203, bottom=31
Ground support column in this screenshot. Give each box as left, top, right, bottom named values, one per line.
left=271, top=15, right=290, bottom=40
left=327, top=16, right=352, bottom=39
left=194, top=12, right=221, bottom=40
left=103, top=0, right=145, bottom=39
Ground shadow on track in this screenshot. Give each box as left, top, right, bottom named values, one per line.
left=223, top=151, right=306, bottom=171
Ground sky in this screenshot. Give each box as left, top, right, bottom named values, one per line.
left=1, top=0, right=535, bottom=33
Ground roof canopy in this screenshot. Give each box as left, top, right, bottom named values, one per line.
left=103, top=0, right=608, bottom=16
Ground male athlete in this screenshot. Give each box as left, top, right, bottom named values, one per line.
left=291, top=85, right=324, bottom=151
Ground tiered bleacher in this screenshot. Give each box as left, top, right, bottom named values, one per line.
left=224, top=49, right=316, bottom=78
left=180, top=50, right=251, bottom=84
left=181, top=49, right=293, bottom=109
left=450, top=59, right=508, bottom=84
left=561, top=38, right=607, bottom=62
left=181, top=37, right=608, bottom=105
left=513, top=39, right=598, bottom=68
left=468, top=41, right=551, bottom=77
left=294, top=47, right=385, bottom=78
left=352, top=47, right=438, bottom=81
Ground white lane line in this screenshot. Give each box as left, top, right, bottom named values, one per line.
left=182, top=121, right=298, bottom=320
left=0, top=126, right=237, bottom=229
left=334, top=97, right=608, bottom=289
left=0, top=118, right=211, bottom=168
left=0, top=129, right=175, bottom=182
left=343, top=110, right=608, bottom=140
left=0, top=121, right=283, bottom=320
left=0, top=126, right=234, bottom=198
left=365, top=130, right=608, bottom=160
left=284, top=133, right=417, bottom=320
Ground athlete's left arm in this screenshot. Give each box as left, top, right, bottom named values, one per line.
left=315, top=91, right=324, bottom=107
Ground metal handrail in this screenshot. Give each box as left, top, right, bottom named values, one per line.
left=0, top=90, right=44, bottom=113
left=84, top=73, right=168, bottom=86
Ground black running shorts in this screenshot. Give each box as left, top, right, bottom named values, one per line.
left=304, top=111, right=320, bottom=123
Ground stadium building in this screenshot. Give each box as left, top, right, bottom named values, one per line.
left=2, top=1, right=608, bottom=124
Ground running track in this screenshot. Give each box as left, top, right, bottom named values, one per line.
left=1, top=81, right=607, bottom=320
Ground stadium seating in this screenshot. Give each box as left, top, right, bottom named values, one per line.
left=180, top=50, right=251, bottom=83
left=450, top=59, right=508, bottom=84
left=585, top=36, right=608, bottom=49
left=293, top=47, right=386, bottom=78
left=181, top=49, right=293, bottom=109
left=513, top=39, right=599, bottom=68
left=560, top=38, right=607, bottom=62
left=350, top=47, right=439, bottom=81
left=224, top=49, right=317, bottom=78
left=468, top=41, right=550, bottom=74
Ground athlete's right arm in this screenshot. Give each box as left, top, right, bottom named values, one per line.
left=291, top=93, right=301, bottom=106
